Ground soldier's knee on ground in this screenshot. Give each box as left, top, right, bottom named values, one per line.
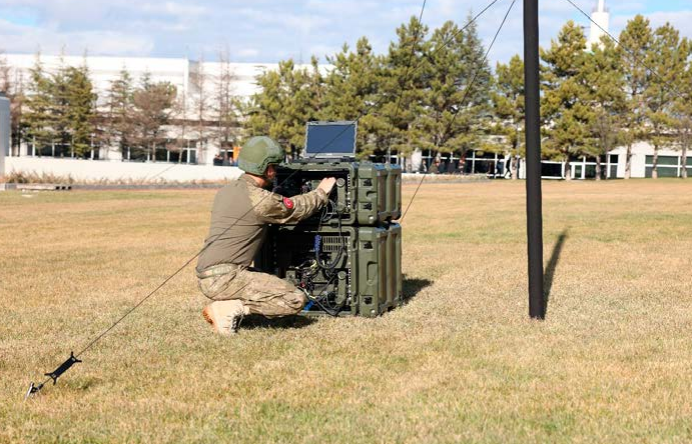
left=270, top=290, right=307, bottom=316
left=289, top=290, right=308, bottom=311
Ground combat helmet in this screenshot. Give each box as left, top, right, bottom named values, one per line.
left=237, top=136, right=284, bottom=176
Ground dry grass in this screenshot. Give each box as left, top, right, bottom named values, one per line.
left=1, top=180, right=692, bottom=443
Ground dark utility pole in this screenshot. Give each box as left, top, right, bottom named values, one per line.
left=524, top=0, right=545, bottom=319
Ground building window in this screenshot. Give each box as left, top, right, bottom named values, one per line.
left=645, top=155, right=680, bottom=177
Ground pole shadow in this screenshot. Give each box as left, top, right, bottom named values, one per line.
left=543, top=229, right=569, bottom=317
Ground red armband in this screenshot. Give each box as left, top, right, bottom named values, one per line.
left=282, top=197, right=295, bottom=210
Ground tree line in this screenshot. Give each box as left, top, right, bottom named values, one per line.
left=1, top=14, right=691, bottom=179
left=0, top=51, right=243, bottom=163
left=248, top=15, right=692, bottom=180
left=247, top=17, right=493, bottom=171
left=539, top=17, right=692, bottom=179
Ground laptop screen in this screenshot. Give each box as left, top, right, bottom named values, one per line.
left=304, top=121, right=357, bottom=158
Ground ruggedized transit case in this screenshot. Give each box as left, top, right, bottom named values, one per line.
left=274, top=161, right=400, bottom=226
left=254, top=223, right=403, bottom=317
left=385, top=164, right=402, bottom=220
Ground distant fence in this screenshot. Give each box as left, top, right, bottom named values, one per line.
left=3, top=157, right=243, bottom=183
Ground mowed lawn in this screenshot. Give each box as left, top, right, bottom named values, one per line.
left=2, top=180, right=692, bottom=443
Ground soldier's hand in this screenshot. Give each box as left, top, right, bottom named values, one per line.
left=317, top=177, right=337, bottom=195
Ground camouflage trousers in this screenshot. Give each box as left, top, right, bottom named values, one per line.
left=197, top=264, right=307, bottom=318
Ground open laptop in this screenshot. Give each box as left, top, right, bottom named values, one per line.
left=304, top=121, right=357, bottom=160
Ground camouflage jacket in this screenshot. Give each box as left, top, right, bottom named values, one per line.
left=196, top=174, right=328, bottom=272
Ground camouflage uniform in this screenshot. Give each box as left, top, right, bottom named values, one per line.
left=196, top=174, right=328, bottom=317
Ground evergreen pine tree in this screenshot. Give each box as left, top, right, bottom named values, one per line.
left=618, top=15, right=653, bottom=179
left=132, top=72, right=177, bottom=161
left=321, top=38, right=381, bottom=156
left=415, top=19, right=492, bottom=169
left=105, top=68, right=135, bottom=157
left=377, top=16, right=430, bottom=162
left=541, top=21, right=591, bottom=180
left=583, top=37, right=626, bottom=180
left=671, top=38, right=692, bottom=178
left=246, top=58, right=324, bottom=156
left=65, top=63, right=97, bottom=157
left=492, top=55, right=524, bottom=179
left=246, top=65, right=282, bottom=141
left=50, top=53, right=71, bottom=156
left=24, top=52, right=54, bottom=155
left=644, top=24, right=685, bottom=178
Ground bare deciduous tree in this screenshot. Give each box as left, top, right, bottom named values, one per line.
left=132, top=72, right=177, bottom=161
left=190, top=55, right=209, bottom=163
left=214, top=48, right=241, bottom=164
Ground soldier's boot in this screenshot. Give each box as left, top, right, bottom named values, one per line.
left=202, top=300, right=249, bottom=336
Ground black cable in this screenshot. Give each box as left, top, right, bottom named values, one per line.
left=304, top=198, right=346, bottom=315
left=139, top=163, right=178, bottom=183
left=315, top=202, right=346, bottom=270
left=307, top=273, right=343, bottom=317
left=400, top=0, right=517, bottom=223
left=319, top=199, right=337, bottom=223
left=308, top=295, right=341, bottom=317
left=298, top=271, right=341, bottom=317
left=442, top=0, right=516, bottom=141
left=27, top=0, right=504, bottom=395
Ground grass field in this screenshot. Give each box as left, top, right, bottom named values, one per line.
left=2, top=180, right=692, bottom=443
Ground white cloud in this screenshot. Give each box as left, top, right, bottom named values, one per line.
left=0, top=22, right=154, bottom=56
left=237, top=48, right=259, bottom=58
left=0, top=0, right=688, bottom=65
left=236, top=6, right=331, bottom=35
left=304, top=0, right=380, bottom=16
left=609, top=10, right=692, bottom=39
left=437, top=0, right=456, bottom=17
left=609, top=1, right=647, bottom=13
left=83, top=32, right=156, bottom=56
left=308, top=44, right=342, bottom=60
left=163, top=2, right=207, bottom=16
left=139, top=2, right=208, bottom=17
left=128, top=18, right=192, bottom=33
left=635, top=10, right=692, bottom=37
left=0, top=0, right=112, bottom=25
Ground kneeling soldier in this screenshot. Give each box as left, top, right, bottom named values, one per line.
left=196, top=136, right=336, bottom=335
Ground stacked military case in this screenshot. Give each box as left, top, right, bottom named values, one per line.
left=255, top=160, right=402, bottom=317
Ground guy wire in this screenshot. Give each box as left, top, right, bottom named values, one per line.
left=401, top=0, right=517, bottom=223
left=27, top=0, right=507, bottom=395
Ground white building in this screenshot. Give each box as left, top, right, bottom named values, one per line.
left=2, top=53, right=312, bottom=165
left=2, top=23, right=690, bottom=182
left=3, top=53, right=278, bottom=106
left=587, top=0, right=610, bottom=48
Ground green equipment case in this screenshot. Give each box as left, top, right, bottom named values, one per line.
left=385, top=164, right=402, bottom=220
left=255, top=223, right=403, bottom=317
left=274, top=161, right=400, bottom=226
left=265, top=158, right=403, bottom=317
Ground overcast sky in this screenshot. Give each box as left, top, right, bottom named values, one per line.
left=0, top=0, right=690, bottom=65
